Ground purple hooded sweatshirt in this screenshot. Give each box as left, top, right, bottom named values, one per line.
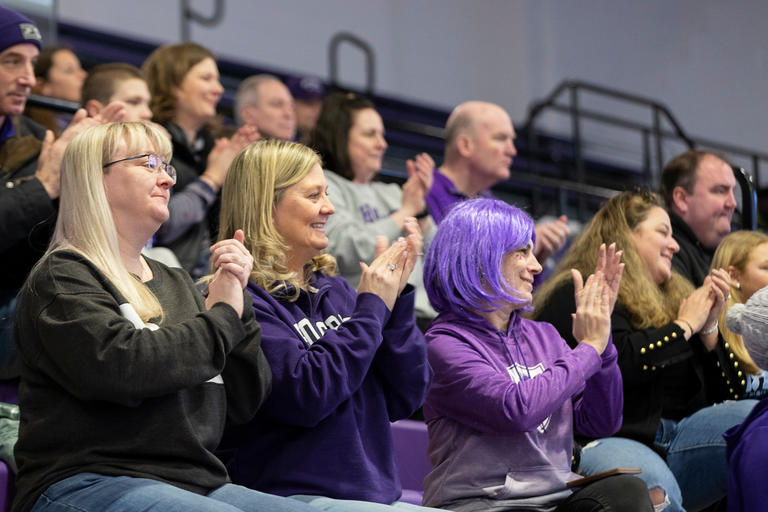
left=423, top=310, right=623, bottom=510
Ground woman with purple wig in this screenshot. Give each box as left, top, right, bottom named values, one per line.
left=421, top=198, right=652, bottom=512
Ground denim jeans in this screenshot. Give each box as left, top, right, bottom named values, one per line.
left=31, top=473, right=318, bottom=512
left=579, top=437, right=682, bottom=512
left=654, top=400, right=757, bottom=512
left=290, top=494, right=444, bottom=511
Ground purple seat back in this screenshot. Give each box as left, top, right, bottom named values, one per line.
left=0, top=460, right=13, bottom=512
left=390, top=419, right=431, bottom=505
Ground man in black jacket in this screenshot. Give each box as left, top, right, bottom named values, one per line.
left=659, top=150, right=737, bottom=287
left=0, top=6, right=122, bottom=380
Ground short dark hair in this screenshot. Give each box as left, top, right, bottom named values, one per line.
left=659, top=150, right=727, bottom=208
left=307, top=92, right=375, bottom=180
left=81, top=63, right=143, bottom=105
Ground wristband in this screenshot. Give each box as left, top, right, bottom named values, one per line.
left=700, top=321, right=718, bottom=335
left=415, top=207, right=430, bottom=220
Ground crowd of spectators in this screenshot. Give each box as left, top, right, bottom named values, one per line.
left=0, top=4, right=764, bottom=512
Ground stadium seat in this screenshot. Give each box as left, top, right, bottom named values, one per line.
left=390, top=419, right=431, bottom=506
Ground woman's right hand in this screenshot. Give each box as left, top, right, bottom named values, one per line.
left=399, top=155, right=430, bottom=218
left=205, top=230, right=253, bottom=317
left=676, top=283, right=716, bottom=338
left=201, top=125, right=260, bottom=191
left=357, top=237, right=408, bottom=311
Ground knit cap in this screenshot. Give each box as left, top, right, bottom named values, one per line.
left=0, top=6, right=42, bottom=53
left=727, top=284, right=768, bottom=370
left=287, top=76, right=325, bottom=100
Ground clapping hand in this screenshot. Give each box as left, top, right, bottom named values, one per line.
left=571, top=269, right=612, bottom=355
left=206, top=230, right=254, bottom=317
left=594, top=243, right=624, bottom=313
left=533, top=215, right=570, bottom=262
left=358, top=235, right=411, bottom=311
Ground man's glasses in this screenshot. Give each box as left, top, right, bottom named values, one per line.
left=103, top=154, right=177, bottom=185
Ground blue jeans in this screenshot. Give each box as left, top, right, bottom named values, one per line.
left=290, top=495, right=444, bottom=511
left=31, top=473, right=317, bottom=512
left=654, top=400, right=757, bottom=512
left=579, top=437, right=682, bottom=512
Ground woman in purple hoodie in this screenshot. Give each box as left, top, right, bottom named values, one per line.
left=216, top=139, right=435, bottom=512
left=421, top=198, right=651, bottom=512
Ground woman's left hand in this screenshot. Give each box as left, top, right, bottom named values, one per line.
left=571, top=269, right=611, bottom=355
left=209, top=229, right=254, bottom=289
left=406, top=152, right=435, bottom=194
left=372, top=217, right=422, bottom=296
left=593, top=243, right=624, bottom=314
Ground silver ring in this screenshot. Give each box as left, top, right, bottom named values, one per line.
left=389, top=264, right=396, bottom=271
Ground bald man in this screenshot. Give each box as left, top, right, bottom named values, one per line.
left=427, top=101, right=569, bottom=262
left=235, top=74, right=296, bottom=141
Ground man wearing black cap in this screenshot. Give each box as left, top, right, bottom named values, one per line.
left=286, top=75, right=325, bottom=144
left=0, top=6, right=121, bottom=380
left=0, top=6, right=51, bottom=381
left=0, top=6, right=46, bottom=192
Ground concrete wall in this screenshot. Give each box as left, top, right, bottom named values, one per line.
left=58, top=0, right=768, bottom=158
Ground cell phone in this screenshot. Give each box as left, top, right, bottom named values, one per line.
left=566, top=467, right=642, bottom=488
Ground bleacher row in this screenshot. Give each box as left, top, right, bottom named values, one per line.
left=53, top=21, right=673, bottom=223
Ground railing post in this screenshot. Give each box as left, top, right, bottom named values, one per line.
left=641, top=129, right=652, bottom=186
left=752, top=155, right=761, bottom=191
left=652, top=107, right=664, bottom=185
left=181, top=0, right=225, bottom=42
left=569, top=86, right=586, bottom=220
left=328, top=32, right=376, bottom=95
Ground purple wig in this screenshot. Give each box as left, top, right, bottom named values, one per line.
left=423, top=198, right=536, bottom=317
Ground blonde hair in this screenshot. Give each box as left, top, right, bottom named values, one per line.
left=533, top=190, right=693, bottom=328
left=712, top=230, right=768, bottom=375
left=44, top=121, right=172, bottom=322
left=217, top=139, right=336, bottom=300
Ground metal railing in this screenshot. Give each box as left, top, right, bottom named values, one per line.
left=522, top=79, right=764, bottom=227
left=25, top=94, right=79, bottom=114
left=181, top=0, right=225, bottom=42
left=328, top=32, right=376, bottom=95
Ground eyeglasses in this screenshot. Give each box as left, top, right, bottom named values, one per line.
left=103, top=154, right=177, bottom=185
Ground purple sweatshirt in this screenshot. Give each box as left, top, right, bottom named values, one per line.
left=724, top=397, right=768, bottom=512
left=422, top=311, right=622, bottom=510
left=223, top=272, right=432, bottom=503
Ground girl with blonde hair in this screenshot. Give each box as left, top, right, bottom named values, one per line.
left=534, top=190, right=754, bottom=511
left=711, top=230, right=768, bottom=399
left=12, top=122, right=313, bottom=512
left=217, top=139, right=435, bottom=512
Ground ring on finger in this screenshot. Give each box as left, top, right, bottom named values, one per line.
left=389, top=264, right=396, bottom=271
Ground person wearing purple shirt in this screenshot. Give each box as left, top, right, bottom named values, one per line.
left=216, top=139, right=436, bottom=512
left=421, top=198, right=652, bottom=511
left=426, top=101, right=570, bottom=266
